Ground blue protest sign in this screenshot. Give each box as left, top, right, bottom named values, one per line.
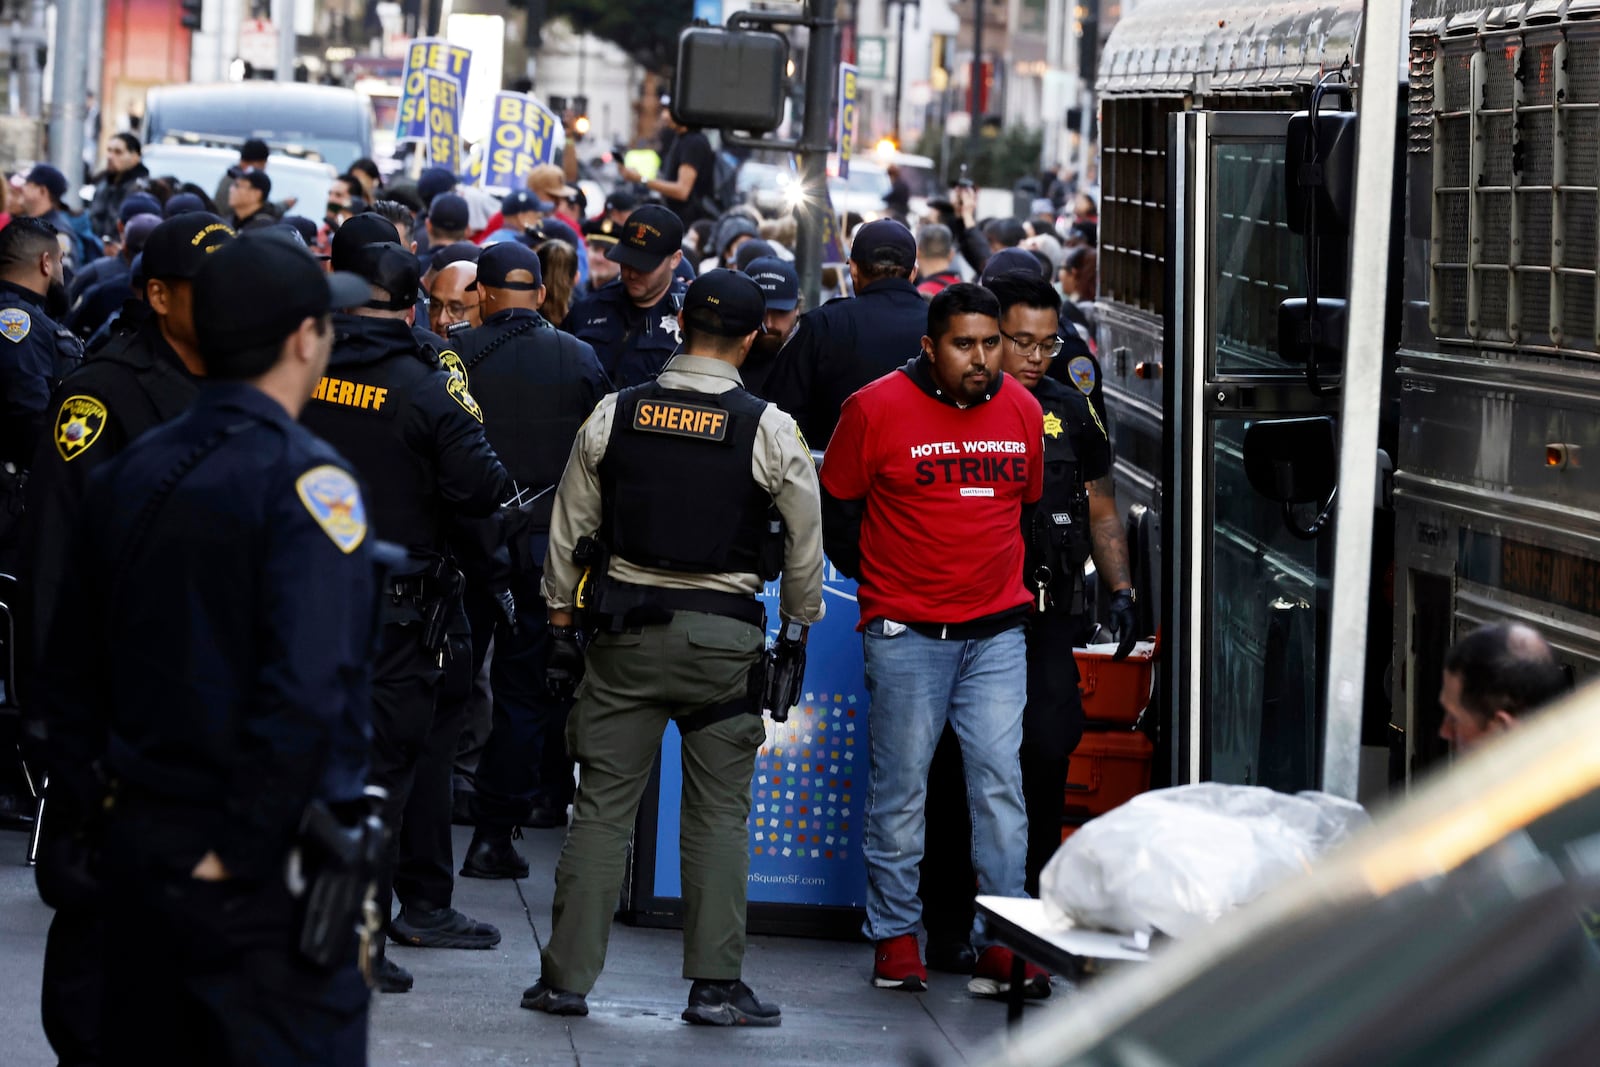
left=838, top=63, right=860, bottom=180
left=483, top=91, right=562, bottom=191
left=397, top=37, right=473, bottom=143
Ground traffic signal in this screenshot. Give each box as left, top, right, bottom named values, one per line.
left=180, top=0, right=202, bottom=31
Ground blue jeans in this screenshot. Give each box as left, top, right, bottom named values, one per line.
left=861, top=619, right=1029, bottom=948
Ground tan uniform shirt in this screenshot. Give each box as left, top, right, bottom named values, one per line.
left=541, top=353, right=826, bottom=625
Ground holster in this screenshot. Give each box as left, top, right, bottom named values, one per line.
left=292, top=796, right=388, bottom=977
left=417, top=559, right=466, bottom=655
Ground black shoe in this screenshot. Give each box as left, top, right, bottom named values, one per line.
left=681, top=979, right=782, bottom=1027
left=374, top=955, right=413, bottom=994
left=521, top=978, right=589, bottom=1016
left=524, top=805, right=568, bottom=829
left=460, top=834, right=530, bottom=880
left=388, top=906, right=502, bottom=949
left=451, top=774, right=478, bottom=826
left=926, top=938, right=977, bottom=974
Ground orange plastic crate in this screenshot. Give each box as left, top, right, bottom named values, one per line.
left=1073, top=638, right=1157, bottom=726
left=1062, top=729, right=1154, bottom=823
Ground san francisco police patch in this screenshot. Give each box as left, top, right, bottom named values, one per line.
left=55, top=395, right=108, bottom=461
left=295, top=465, right=368, bottom=554
left=1067, top=355, right=1097, bottom=396
left=0, top=307, right=31, bottom=344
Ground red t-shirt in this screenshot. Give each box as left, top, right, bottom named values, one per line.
left=822, top=367, right=1043, bottom=628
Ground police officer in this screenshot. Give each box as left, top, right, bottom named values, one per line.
left=919, top=272, right=1139, bottom=972
left=21, top=212, right=233, bottom=1065
left=524, top=270, right=825, bottom=1025
left=980, top=248, right=1106, bottom=420
left=762, top=219, right=929, bottom=446
left=0, top=217, right=83, bottom=522
left=564, top=204, right=689, bottom=389
left=438, top=242, right=609, bottom=878
left=37, top=235, right=377, bottom=1063
left=299, top=212, right=513, bottom=993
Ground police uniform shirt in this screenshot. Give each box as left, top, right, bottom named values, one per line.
left=299, top=314, right=512, bottom=563
left=41, top=382, right=378, bottom=881
left=19, top=314, right=199, bottom=666
left=542, top=353, right=826, bottom=625
left=0, top=278, right=84, bottom=463
left=564, top=276, right=689, bottom=390
left=1035, top=373, right=1111, bottom=494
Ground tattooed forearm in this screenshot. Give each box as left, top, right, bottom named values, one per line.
left=1086, top=475, right=1132, bottom=590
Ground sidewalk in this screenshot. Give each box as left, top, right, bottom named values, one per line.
left=1, top=825, right=1059, bottom=1066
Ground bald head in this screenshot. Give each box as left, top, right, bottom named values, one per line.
left=429, top=261, right=481, bottom=334
left=1439, top=622, right=1570, bottom=752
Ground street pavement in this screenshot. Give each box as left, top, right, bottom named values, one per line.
left=0, top=824, right=1064, bottom=1065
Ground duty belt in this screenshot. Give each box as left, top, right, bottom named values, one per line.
left=610, top=583, right=765, bottom=630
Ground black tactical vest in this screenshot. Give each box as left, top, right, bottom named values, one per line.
left=1033, top=394, right=1093, bottom=613
left=598, top=381, right=772, bottom=575
left=86, top=324, right=198, bottom=436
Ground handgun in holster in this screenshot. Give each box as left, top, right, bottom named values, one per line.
left=293, top=785, right=388, bottom=980
left=762, top=620, right=809, bottom=723
left=572, top=535, right=612, bottom=635
left=418, top=558, right=466, bottom=658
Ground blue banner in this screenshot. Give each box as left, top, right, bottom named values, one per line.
left=483, top=91, right=562, bottom=191
left=838, top=63, right=860, bottom=180
left=653, top=563, right=868, bottom=909
left=396, top=37, right=473, bottom=143
left=819, top=182, right=847, bottom=264
left=423, top=71, right=463, bottom=172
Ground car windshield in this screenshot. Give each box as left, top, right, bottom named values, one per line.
left=140, top=148, right=336, bottom=221
left=149, top=94, right=366, bottom=171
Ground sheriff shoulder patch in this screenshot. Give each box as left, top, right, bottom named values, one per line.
left=55, top=395, right=108, bottom=461
left=440, top=349, right=469, bottom=386
left=446, top=373, right=483, bottom=422
left=1067, top=355, right=1097, bottom=396
left=0, top=307, right=31, bottom=344
left=633, top=399, right=728, bottom=441
left=295, top=465, right=367, bottom=554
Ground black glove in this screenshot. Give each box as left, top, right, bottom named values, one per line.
left=761, top=621, right=809, bottom=722
left=546, top=624, right=584, bottom=700
left=1109, top=588, right=1140, bottom=662
left=492, top=587, right=519, bottom=638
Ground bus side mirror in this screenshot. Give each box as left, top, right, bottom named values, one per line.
left=1278, top=297, right=1347, bottom=367
left=673, top=28, right=789, bottom=134
left=1243, top=418, right=1337, bottom=504
left=1285, top=98, right=1357, bottom=236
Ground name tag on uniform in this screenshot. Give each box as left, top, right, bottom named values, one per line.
left=633, top=400, right=728, bottom=441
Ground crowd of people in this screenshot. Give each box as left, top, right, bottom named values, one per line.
left=0, top=108, right=1136, bottom=1064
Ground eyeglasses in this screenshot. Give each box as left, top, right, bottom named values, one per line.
left=999, top=330, right=1065, bottom=358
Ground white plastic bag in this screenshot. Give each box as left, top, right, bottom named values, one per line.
left=1039, top=782, right=1369, bottom=938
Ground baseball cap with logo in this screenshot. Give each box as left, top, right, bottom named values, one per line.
left=742, top=256, right=799, bottom=312
left=682, top=268, right=766, bottom=337
left=607, top=205, right=685, bottom=272
left=141, top=212, right=236, bottom=281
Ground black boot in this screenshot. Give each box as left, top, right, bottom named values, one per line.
left=522, top=978, right=589, bottom=1016
left=460, top=832, right=530, bottom=880
left=374, top=953, right=413, bottom=994
left=682, top=979, right=782, bottom=1027
left=388, top=905, right=502, bottom=949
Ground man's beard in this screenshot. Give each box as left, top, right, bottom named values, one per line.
left=750, top=330, right=786, bottom=362
left=45, top=279, right=68, bottom=319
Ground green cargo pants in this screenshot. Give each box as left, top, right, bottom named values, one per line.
left=540, top=610, right=768, bottom=994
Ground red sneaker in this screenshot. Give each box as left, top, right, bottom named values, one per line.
left=967, top=946, right=1052, bottom=1000
left=872, top=934, right=928, bottom=991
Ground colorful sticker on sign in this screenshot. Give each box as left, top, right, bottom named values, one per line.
left=423, top=70, right=463, bottom=172
left=396, top=37, right=473, bottom=143
left=483, top=92, right=562, bottom=192
left=837, top=63, right=860, bottom=180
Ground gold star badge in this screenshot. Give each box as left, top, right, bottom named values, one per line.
left=1042, top=411, right=1064, bottom=439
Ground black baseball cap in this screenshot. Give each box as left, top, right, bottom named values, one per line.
left=732, top=238, right=777, bottom=273
left=25, top=164, right=67, bottom=202
left=478, top=241, right=543, bottom=290
left=743, top=256, right=799, bottom=312
left=330, top=213, right=402, bottom=273
left=605, top=190, right=637, bottom=213
left=236, top=169, right=272, bottom=199
left=525, top=216, right=581, bottom=250
left=429, top=193, right=470, bottom=232
left=583, top=217, right=620, bottom=246
left=849, top=218, right=916, bottom=269
left=119, top=192, right=163, bottom=223
left=608, top=205, right=685, bottom=272
left=240, top=139, right=270, bottom=163
left=351, top=243, right=420, bottom=309
left=502, top=189, right=552, bottom=217
left=430, top=241, right=481, bottom=271
left=163, top=192, right=207, bottom=217
left=979, top=247, right=1047, bottom=285
left=141, top=212, right=236, bottom=281
left=682, top=268, right=765, bottom=337
left=193, top=235, right=369, bottom=364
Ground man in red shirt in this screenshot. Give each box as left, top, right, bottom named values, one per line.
left=820, top=283, right=1048, bottom=998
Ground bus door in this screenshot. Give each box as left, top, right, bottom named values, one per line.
left=1166, top=110, right=1349, bottom=792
